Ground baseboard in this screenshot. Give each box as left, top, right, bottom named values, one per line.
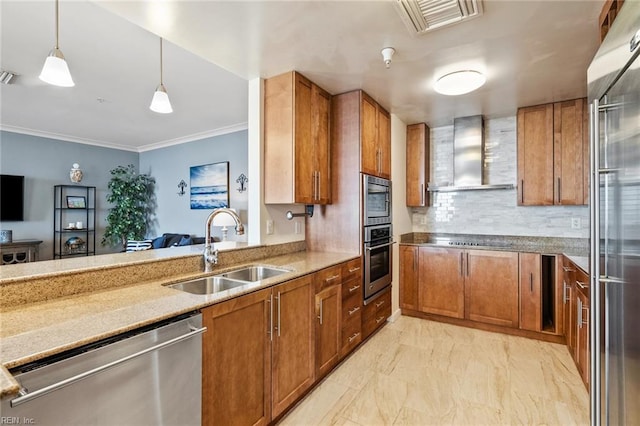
left=388, top=308, right=402, bottom=323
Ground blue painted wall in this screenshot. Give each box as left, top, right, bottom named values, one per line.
left=0, top=129, right=248, bottom=260
left=0, top=130, right=139, bottom=258
left=139, top=130, right=248, bottom=241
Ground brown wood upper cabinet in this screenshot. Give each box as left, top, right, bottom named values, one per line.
left=406, top=123, right=430, bottom=207
left=332, top=90, right=391, bottom=179
left=264, top=71, right=331, bottom=204
left=517, top=98, right=588, bottom=206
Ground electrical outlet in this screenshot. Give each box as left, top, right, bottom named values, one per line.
left=266, top=220, right=274, bottom=235
left=420, top=215, right=427, bottom=225
left=294, top=221, right=301, bottom=234
left=571, top=217, right=581, bottom=229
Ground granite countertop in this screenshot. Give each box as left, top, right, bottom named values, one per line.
left=0, top=250, right=358, bottom=398
left=400, top=232, right=590, bottom=264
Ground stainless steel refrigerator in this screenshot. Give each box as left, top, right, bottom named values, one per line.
left=588, top=2, right=640, bottom=424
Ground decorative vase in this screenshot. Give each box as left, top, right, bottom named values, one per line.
left=70, top=163, right=83, bottom=183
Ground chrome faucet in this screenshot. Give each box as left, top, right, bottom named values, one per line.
left=204, top=208, right=245, bottom=273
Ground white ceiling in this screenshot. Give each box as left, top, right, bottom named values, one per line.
left=1, top=0, right=602, bottom=152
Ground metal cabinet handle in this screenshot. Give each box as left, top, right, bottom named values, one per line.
left=267, top=294, right=273, bottom=341
left=577, top=298, right=582, bottom=329
left=459, top=252, right=463, bottom=276
left=563, top=280, right=571, bottom=303
left=582, top=304, right=589, bottom=327
left=275, top=291, right=281, bottom=337
left=562, top=266, right=575, bottom=272
left=420, top=183, right=424, bottom=206
left=318, top=170, right=321, bottom=201
left=558, top=177, right=562, bottom=203
left=375, top=300, right=385, bottom=308
left=348, top=332, right=361, bottom=343
left=576, top=280, right=587, bottom=289
left=318, top=298, right=323, bottom=325
left=325, top=274, right=340, bottom=284
left=365, top=241, right=396, bottom=250
left=348, top=267, right=361, bottom=273
left=521, top=179, right=524, bottom=204
left=414, top=249, right=418, bottom=272
left=10, top=325, right=208, bottom=408
left=530, top=273, right=534, bottom=293
left=466, top=253, right=470, bottom=277
left=375, top=315, right=386, bottom=324
left=348, top=284, right=361, bottom=293
left=348, top=306, right=360, bottom=315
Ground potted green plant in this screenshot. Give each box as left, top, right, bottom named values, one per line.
left=102, top=164, right=156, bottom=250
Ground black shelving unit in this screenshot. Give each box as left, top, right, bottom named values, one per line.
left=53, top=185, right=96, bottom=259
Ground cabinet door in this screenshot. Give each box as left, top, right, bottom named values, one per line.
left=520, top=253, right=542, bottom=331
left=361, top=94, right=378, bottom=176
left=517, top=104, right=554, bottom=205
left=399, top=245, right=419, bottom=310
left=418, top=247, right=465, bottom=318
left=576, top=289, right=590, bottom=388
left=272, top=276, right=315, bottom=418
left=315, top=284, right=341, bottom=378
left=406, top=123, right=429, bottom=207
left=465, top=250, right=519, bottom=327
left=202, top=287, right=272, bottom=426
left=294, top=74, right=314, bottom=204
left=554, top=98, right=586, bottom=205
left=313, top=86, right=332, bottom=204
left=377, top=106, right=391, bottom=179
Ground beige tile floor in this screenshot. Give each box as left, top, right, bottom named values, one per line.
left=279, top=315, right=589, bottom=425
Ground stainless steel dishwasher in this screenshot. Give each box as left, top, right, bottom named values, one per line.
left=1, top=313, right=205, bottom=425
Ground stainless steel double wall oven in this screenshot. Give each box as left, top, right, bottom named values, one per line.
left=363, top=174, right=393, bottom=303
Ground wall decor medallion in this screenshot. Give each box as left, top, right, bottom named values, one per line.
left=190, top=162, right=229, bottom=209
left=177, top=179, right=187, bottom=196
left=236, top=173, right=248, bottom=193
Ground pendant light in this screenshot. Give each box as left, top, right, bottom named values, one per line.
left=39, top=0, right=74, bottom=87
left=150, top=37, right=173, bottom=114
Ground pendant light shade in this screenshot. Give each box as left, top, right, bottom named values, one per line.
left=39, top=0, right=74, bottom=87
left=150, top=38, right=173, bottom=114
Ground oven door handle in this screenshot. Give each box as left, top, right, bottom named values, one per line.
left=365, top=241, right=396, bottom=251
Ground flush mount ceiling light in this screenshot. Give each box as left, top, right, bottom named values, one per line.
left=150, top=37, right=173, bottom=114
left=434, top=70, right=486, bottom=96
left=39, top=0, right=74, bottom=87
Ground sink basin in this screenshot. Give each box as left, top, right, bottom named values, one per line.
left=167, top=276, right=248, bottom=295
left=219, top=265, right=290, bottom=282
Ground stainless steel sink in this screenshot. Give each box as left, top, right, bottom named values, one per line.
left=167, top=265, right=291, bottom=295
left=219, top=265, right=290, bottom=282
left=167, top=276, right=248, bottom=295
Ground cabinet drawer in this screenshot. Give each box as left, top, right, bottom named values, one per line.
left=315, top=265, right=342, bottom=292
left=342, top=296, right=362, bottom=324
left=364, top=290, right=391, bottom=320
left=342, top=316, right=362, bottom=354
left=342, top=258, right=362, bottom=282
left=342, top=278, right=363, bottom=300
left=575, top=267, right=590, bottom=299
left=362, top=309, right=388, bottom=338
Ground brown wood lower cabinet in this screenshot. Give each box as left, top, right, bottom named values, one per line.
left=419, top=246, right=465, bottom=319
left=202, top=287, right=272, bottom=426
left=341, top=258, right=363, bottom=356
left=520, top=253, right=542, bottom=331
left=315, top=284, right=341, bottom=379
left=201, top=275, right=315, bottom=425
left=363, top=287, right=391, bottom=339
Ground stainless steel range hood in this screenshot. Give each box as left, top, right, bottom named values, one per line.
left=428, top=115, right=515, bottom=192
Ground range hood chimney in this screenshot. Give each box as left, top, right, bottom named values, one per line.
left=428, top=115, right=515, bottom=192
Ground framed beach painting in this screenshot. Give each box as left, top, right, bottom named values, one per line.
left=190, top=162, right=230, bottom=209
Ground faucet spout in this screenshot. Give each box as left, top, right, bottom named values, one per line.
left=204, top=208, right=244, bottom=273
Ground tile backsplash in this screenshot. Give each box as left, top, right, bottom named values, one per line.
left=412, top=116, right=589, bottom=238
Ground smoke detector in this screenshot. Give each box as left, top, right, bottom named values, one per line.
left=394, top=0, right=483, bottom=35
left=381, top=47, right=396, bottom=69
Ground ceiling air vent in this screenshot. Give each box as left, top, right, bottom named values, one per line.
left=394, top=0, right=483, bottom=35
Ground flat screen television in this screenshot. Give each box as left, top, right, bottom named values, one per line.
left=0, top=174, right=25, bottom=221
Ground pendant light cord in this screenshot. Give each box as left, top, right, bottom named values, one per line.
left=55, top=0, right=59, bottom=49
left=160, top=38, right=164, bottom=85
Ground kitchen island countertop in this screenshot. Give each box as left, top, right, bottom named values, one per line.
left=0, top=249, right=358, bottom=398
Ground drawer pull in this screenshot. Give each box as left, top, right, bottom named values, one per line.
left=576, top=280, right=588, bottom=289
left=325, top=274, right=340, bottom=283
left=348, top=332, right=361, bottom=343
left=348, top=285, right=361, bottom=293
left=562, top=266, right=575, bottom=272
left=375, top=316, right=386, bottom=324
left=348, top=306, right=360, bottom=315
left=375, top=300, right=385, bottom=308
left=348, top=267, right=361, bottom=273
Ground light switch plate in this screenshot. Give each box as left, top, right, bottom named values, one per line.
left=266, top=220, right=274, bottom=235
left=571, top=217, right=581, bottom=229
